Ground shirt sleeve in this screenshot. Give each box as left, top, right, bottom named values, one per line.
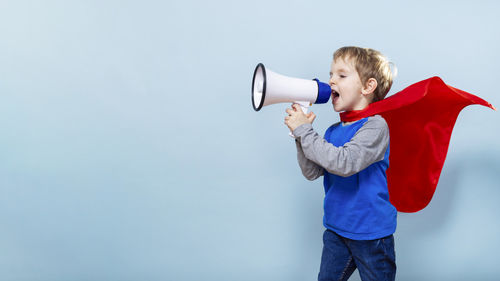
left=292, top=116, right=390, bottom=177
left=295, top=139, right=325, bottom=181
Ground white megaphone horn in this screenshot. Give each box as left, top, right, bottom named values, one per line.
left=251, top=63, right=331, bottom=112
left=251, top=63, right=331, bottom=137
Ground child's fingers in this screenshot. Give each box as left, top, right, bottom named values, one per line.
left=307, top=112, right=316, bottom=122
left=286, top=107, right=298, bottom=115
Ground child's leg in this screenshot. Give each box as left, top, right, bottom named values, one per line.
left=346, top=235, right=396, bottom=281
left=318, top=229, right=357, bottom=281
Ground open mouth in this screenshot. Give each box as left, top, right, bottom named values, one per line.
left=332, top=90, right=340, bottom=103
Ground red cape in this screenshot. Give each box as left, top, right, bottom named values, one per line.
left=340, top=77, right=496, bottom=213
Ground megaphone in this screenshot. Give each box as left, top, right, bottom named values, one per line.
left=251, top=63, right=331, bottom=113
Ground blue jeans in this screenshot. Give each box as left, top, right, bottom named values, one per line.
left=318, top=229, right=396, bottom=281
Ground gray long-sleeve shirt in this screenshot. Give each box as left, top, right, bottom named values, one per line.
left=293, top=115, right=390, bottom=179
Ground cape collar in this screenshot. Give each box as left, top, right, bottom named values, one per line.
left=339, top=102, right=378, bottom=122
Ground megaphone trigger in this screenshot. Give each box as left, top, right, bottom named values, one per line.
left=293, top=101, right=311, bottom=114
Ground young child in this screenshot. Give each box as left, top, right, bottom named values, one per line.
left=284, top=46, right=397, bottom=281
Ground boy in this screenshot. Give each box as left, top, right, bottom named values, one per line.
left=284, top=46, right=397, bottom=281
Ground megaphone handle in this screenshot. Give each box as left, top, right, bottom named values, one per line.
left=289, top=101, right=310, bottom=138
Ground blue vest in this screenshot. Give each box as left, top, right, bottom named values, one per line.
left=323, top=118, right=397, bottom=240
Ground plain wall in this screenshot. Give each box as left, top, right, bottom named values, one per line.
left=0, top=0, right=499, bottom=280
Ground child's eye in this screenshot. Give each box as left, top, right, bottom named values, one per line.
left=340, top=75, right=346, bottom=78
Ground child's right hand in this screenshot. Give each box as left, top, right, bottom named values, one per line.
left=284, top=104, right=317, bottom=132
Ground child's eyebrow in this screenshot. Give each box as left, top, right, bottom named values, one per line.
left=330, top=68, right=348, bottom=75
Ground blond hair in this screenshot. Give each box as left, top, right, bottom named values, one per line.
left=333, top=46, right=396, bottom=103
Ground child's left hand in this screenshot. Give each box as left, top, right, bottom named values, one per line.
left=284, top=103, right=316, bottom=132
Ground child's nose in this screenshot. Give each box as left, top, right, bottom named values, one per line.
left=329, top=77, right=335, bottom=86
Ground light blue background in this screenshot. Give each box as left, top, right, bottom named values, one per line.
left=0, top=0, right=499, bottom=280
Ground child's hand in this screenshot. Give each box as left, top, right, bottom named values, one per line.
left=284, top=103, right=316, bottom=132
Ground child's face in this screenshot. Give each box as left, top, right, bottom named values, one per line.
left=329, top=57, right=365, bottom=112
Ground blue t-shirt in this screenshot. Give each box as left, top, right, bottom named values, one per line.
left=322, top=118, right=397, bottom=240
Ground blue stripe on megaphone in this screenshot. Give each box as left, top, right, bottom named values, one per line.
left=314, top=79, right=331, bottom=104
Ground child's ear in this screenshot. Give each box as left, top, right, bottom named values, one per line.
left=362, top=78, right=378, bottom=96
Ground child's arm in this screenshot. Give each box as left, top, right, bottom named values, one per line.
left=292, top=116, right=389, bottom=177
left=295, top=138, right=324, bottom=181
